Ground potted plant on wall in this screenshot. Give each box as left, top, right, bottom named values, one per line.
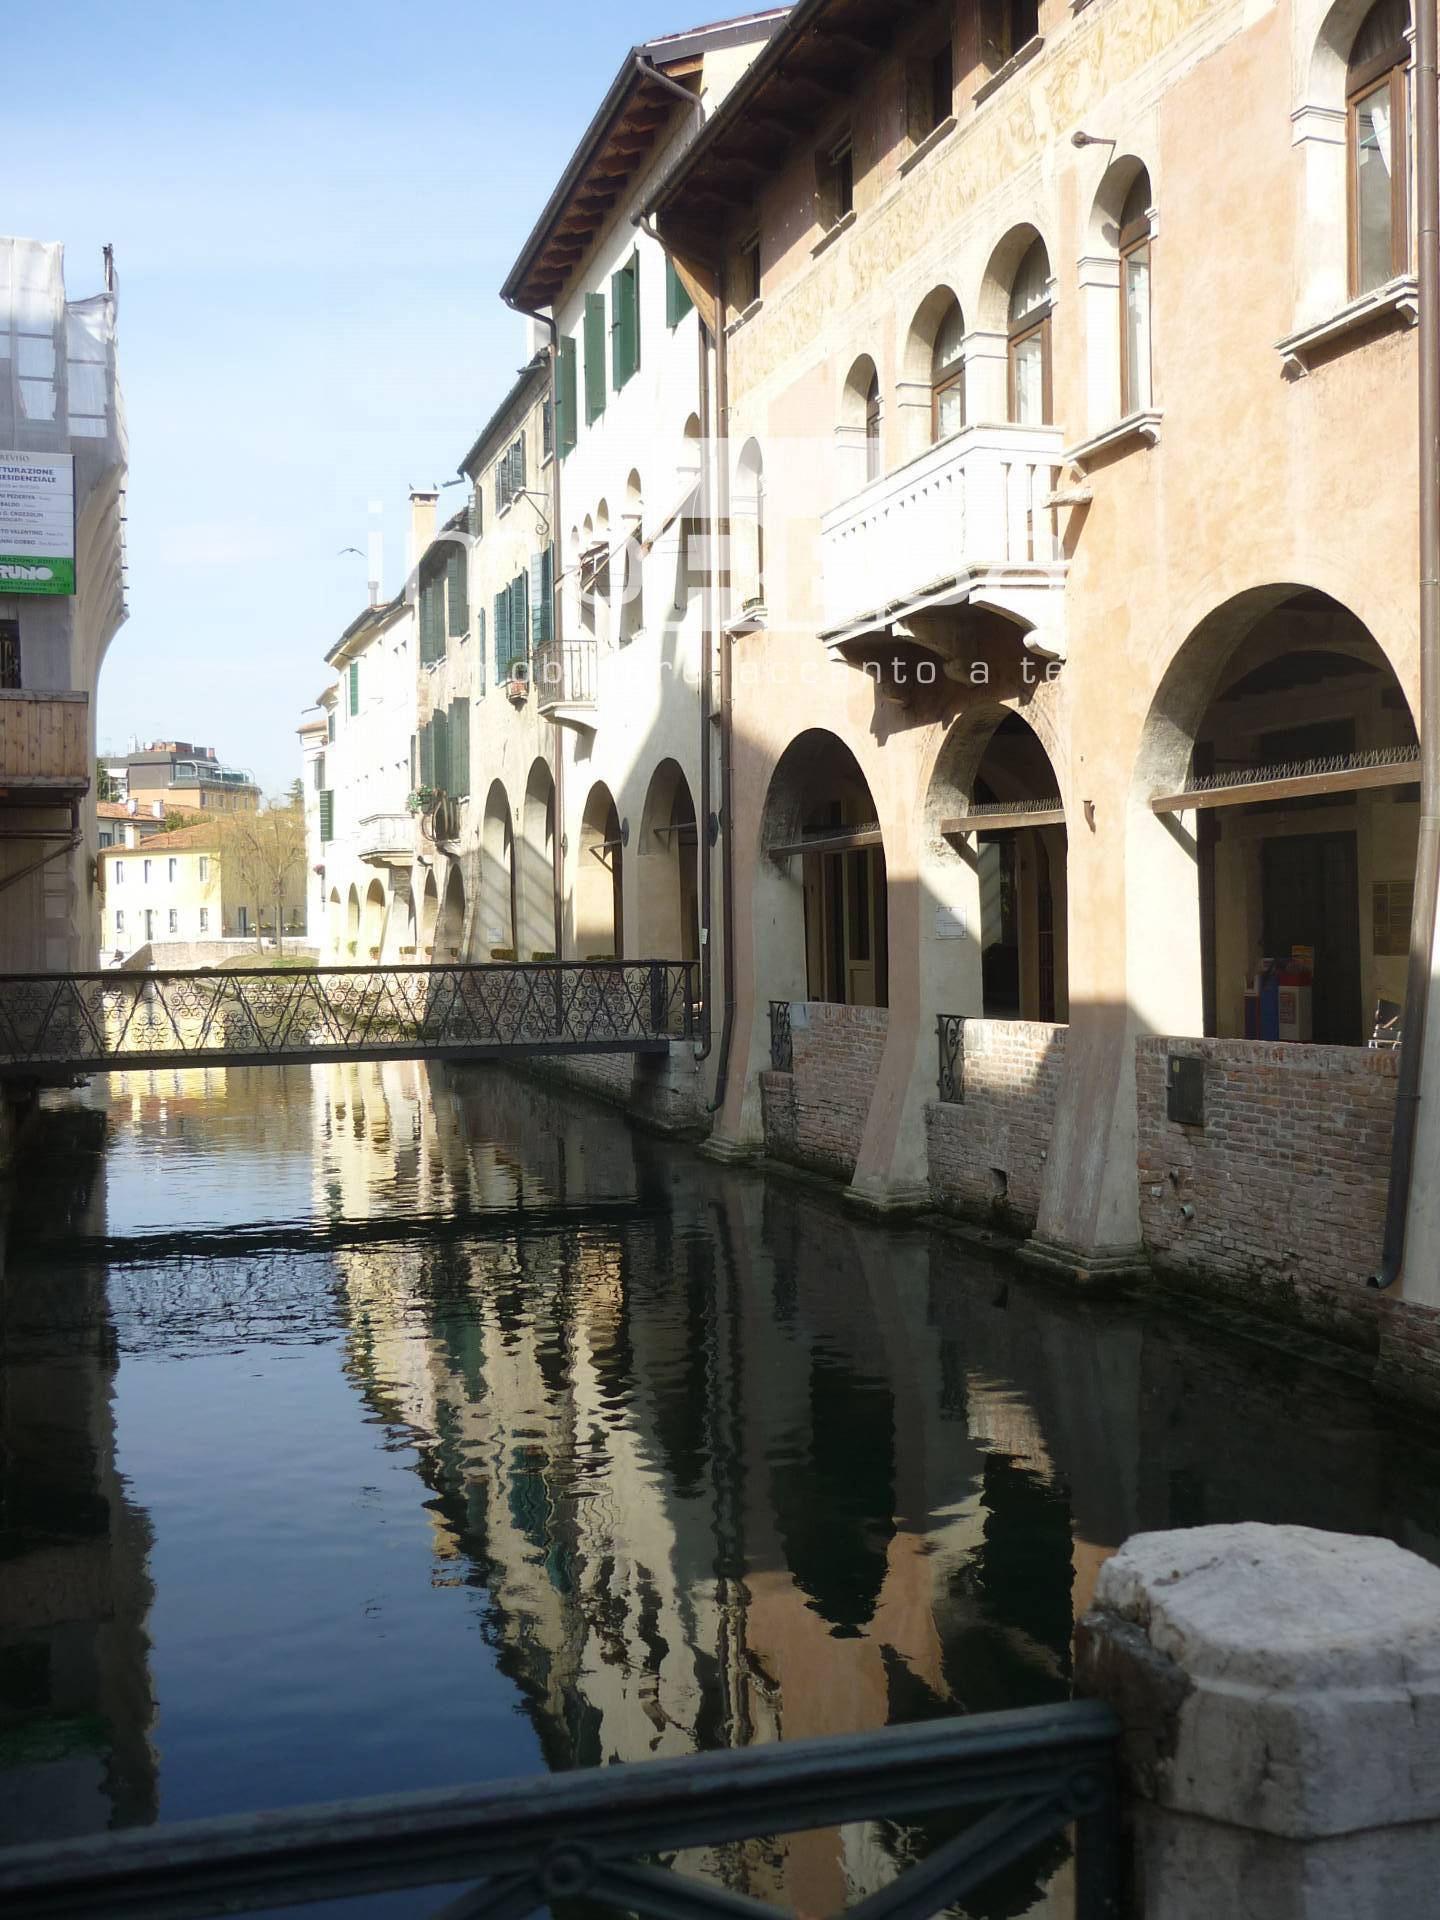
left=507, top=659, right=530, bottom=705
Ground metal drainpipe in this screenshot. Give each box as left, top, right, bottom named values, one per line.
left=502, top=298, right=565, bottom=955
left=1374, top=0, right=1440, bottom=1289
left=708, top=260, right=738, bottom=1115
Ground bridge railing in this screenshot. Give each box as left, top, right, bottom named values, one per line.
left=0, top=960, right=698, bottom=1075
left=0, top=1700, right=1122, bottom=1918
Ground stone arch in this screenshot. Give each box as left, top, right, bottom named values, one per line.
left=900, top=286, right=966, bottom=458
left=420, top=870, right=439, bottom=954
left=480, top=779, right=517, bottom=957
left=1082, top=156, right=1156, bottom=428
left=388, top=884, right=416, bottom=960
left=637, top=758, right=699, bottom=960
left=520, top=757, right=557, bottom=959
left=577, top=781, right=623, bottom=959
left=838, top=352, right=883, bottom=493
left=361, top=877, right=387, bottom=959
left=437, top=863, right=465, bottom=961
left=1130, top=585, right=1418, bottom=1046
left=326, top=886, right=342, bottom=960
left=733, top=438, right=765, bottom=610
left=759, top=729, right=888, bottom=1008
left=620, top=468, right=644, bottom=641
left=345, top=884, right=361, bottom=956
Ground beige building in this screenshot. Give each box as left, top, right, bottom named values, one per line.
left=99, top=820, right=304, bottom=958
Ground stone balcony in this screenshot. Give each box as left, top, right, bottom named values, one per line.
left=357, top=811, right=415, bottom=865
left=0, top=690, right=90, bottom=798
left=534, top=637, right=599, bottom=732
left=819, top=424, right=1069, bottom=666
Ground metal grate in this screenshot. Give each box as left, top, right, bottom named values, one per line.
left=937, top=1013, right=965, bottom=1102
left=769, top=998, right=793, bottom=1072
left=0, top=961, right=697, bottom=1078
left=0, top=1700, right=1122, bottom=1919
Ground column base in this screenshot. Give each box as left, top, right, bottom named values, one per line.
left=843, top=1177, right=932, bottom=1218
left=1018, top=1234, right=1150, bottom=1287
left=698, top=1133, right=764, bottom=1167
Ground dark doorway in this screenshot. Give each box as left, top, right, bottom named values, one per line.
left=1262, top=832, right=1361, bottom=1044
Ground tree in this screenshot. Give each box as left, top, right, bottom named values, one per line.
left=218, top=802, right=306, bottom=954
left=287, top=776, right=304, bottom=809
left=96, top=758, right=115, bottom=802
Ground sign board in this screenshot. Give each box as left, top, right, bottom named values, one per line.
left=934, top=905, right=968, bottom=940
left=0, top=452, right=76, bottom=595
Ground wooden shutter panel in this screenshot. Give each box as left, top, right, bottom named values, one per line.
left=446, top=547, right=468, bottom=637
left=557, top=337, right=578, bottom=455
left=419, top=720, right=434, bottom=788
left=584, top=293, right=606, bottom=423
left=627, top=251, right=640, bottom=380
left=511, top=571, right=530, bottom=661
left=515, top=431, right=526, bottom=494
left=477, top=606, right=487, bottom=695
left=495, top=588, right=510, bottom=678
left=449, top=698, right=470, bottom=798
left=666, top=255, right=693, bottom=327
left=530, top=545, right=554, bottom=646
left=612, top=256, right=639, bottom=390
left=318, top=790, right=334, bottom=843
left=432, top=706, right=450, bottom=794
left=348, top=662, right=359, bottom=715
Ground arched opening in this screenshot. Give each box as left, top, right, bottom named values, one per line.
left=480, top=780, right=517, bottom=957
left=620, top=469, right=644, bottom=643
left=1007, top=237, right=1053, bottom=424
left=437, top=864, right=466, bottom=962
left=838, top=354, right=883, bottom=496
left=326, top=887, right=342, bottom=960
left=577, top=782, right=623, bottom=959
left=1135, top=587, right=1418, bottom=1046
left=1085, top=157, right=1155, bottom=429
left=1347, top=0, right=1411, bottom=295
left=760, top=731, right=887, bottom=1007
left=733, top=439, right=765, bottom=612
left=362, top=878, right=387, bottom=960
left=389, top=885, right=416, bottom=960
left=520, top=757, right=558, bottom=959
left=345, top=884, right=361, bottom=958
left=420, top=871, right=439, bottom=955
left=901, top=286, right=965, bottom=458
left=637, top=759, right=700, bottom=960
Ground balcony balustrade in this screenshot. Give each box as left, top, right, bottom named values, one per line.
left=534, top=636, right=599, bottom=730
left=820, top=424, right=1068, bottom=663
left=0, top=690, right=90, bottom=798
left=356, top=811, right=415, bottom=865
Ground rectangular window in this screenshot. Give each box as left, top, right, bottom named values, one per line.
left=199, top=908, right=209, bottom=933
left=556, top=336, right=578, bottom=456
left=530, top=545, right=555, bottom=648
left=168, top=908, right=179, bottom=934
left=738, top=233, right=761, bottom=311
left=143, top=859, right=152, bottom=883
left=114, top=862, right=124, bottom=886
left=1350, top=53, right=1409, bottom=296
left=168, top=857, right=178, bottom=883
left=238, top=905, right=249, bottom=936
left=348, top=660, right=360, bottom=715
left=665, top=256, right=694, bottom=328
left=327, top=709, right=336, bottom=744
left=115, top=909, right=125, bottom=934
left=446, top=544, right=469, bottom=637
left=313, top=754, right=324, bottom=792
left=0, top=619, right=18, bottom=690
left=930, top=39, right=954, bottom=131
left=817, top=137, right=854, bottom=230
left=542, top=394, right=553, bottom=461
left=199, top=856, right=209, bottom=883
left=1009, top=316, right=1051, bottom=424
left=508, top=570, right=530, bottom=664
left=318, top=790, right=334, bottom=842
left=494, top=587, right=511, bottom=682
left=611, top=251, right=640, bottom=391
left=1121, top=234, right=1152, bottom=414
left=584, top=292, right=607, bottom=424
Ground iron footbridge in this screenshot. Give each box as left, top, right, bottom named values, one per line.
left=0, top=960, right=698, bottom=1079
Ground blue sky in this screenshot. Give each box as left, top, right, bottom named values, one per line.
left=13, top=1, right=691, bottom=794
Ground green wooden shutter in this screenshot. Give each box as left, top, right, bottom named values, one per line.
left=557, top=337, right=578, bottom=456
left=446, top=546, right=468, bottom=638
left=449, top=698, right=470, bottom=798
left=327, top=710, right=336, bottom=743
left=476, top=606, right=487, bottom=695
left=584, top=292, right=606, bottom=423
left=318, top=790, right=334, bottom=842
left=348, top=661, right=359, bottom=715
left=530, top=545, right=554, bottom=647
left=611, top=258, right=639, bottom=391
left=494, top=588, right=510, bottom=680
left=419, top=720, right=434, bottom=787
left=666, top=256, right=693, bottom=327
left=432, top=706, right=450, bottom=793
left=510, top=571, right=530, bottom=662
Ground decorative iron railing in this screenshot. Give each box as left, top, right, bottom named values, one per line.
left=534, top=635, right=599, bottom=711
left=938, top=1013, right=965, bottom=1103
left=0, top=1700, right=1123, bottom=1919
left=769, top=997, right=793, bottom=1072
left=0, top=961, right=697, bottom=1077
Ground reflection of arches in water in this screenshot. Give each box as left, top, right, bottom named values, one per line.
left=637, top=758, right=698, bottom=960
left=760, top=729, right=887, bottom=1007
left=577, top=782, right=622, bottom=958
left=1135, top=585, right=1417, bottom=1045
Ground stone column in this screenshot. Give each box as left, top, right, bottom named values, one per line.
left=1076, top=1523, right=1440, bottom=1920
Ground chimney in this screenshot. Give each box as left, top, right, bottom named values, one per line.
left=408, top=489, right=438, bottom=573
left=367, top=528, right=383, bottom=608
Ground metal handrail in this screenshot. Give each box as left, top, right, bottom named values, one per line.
left=0, top=960, right=698, bottom=1077
left=0, top=1701, right=1122, bottom=1919
left=938, top=1013, right=964, bottom=1103
left=769, top=997, right=793, bottom=1071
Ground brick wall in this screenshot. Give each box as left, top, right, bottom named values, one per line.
left=526, top=1049, right=711, bottom=1134
left=925, top=1020, right=1067, bottom=1228
left=1136, top=1037, right=1397, bottom=1347
left=762, top=1001, right=888, bottom=1178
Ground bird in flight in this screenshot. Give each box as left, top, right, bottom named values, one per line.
left=338, top=547, right=363, bottom=558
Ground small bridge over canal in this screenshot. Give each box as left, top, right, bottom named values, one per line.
left=0, top=960, right=697, bottom=1079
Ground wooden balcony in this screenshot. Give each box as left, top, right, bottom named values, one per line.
left=0, top=690, right=90, bottom=797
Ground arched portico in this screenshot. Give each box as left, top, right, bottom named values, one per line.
left=637, top=760, right=699, bottom=961
left=420, top=871, right=439, bottom=956
left=520, top=758, right=557, bottom=959
left=480, top=781, right=517, bottom=958
left=577, top=783, right=623, bottom=959
left=362, top=879, right=386, bottom=960
left=437, top=865, right=466, bottom=962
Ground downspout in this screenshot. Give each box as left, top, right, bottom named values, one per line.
left=503, top=298, right=565, bottom=955
left=708, top=261, right=738, bottom=1114
left=1374, top=0, right=1440, bottom=1288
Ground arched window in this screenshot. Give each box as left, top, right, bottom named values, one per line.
left=931, top=300, right=965, bottom=441
left=865, top=368, right=882, bottom=480
left=1119, top=170, right=1153, bottom=414
left=1348, top=0, right=1411, bottom=295
left=735, top=440, right=765, bottom=610
left=1007, top=239, right=1052, bottom=424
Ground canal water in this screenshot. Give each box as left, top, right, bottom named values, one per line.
left=3, top=1060, right=1439, bottom=1916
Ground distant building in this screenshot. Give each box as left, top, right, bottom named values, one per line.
left=95, top=797, right=166, bottom=850
left=0, top=237, right=127, bottom=971
left=98, top=821, right=305, bottom=959
left=123, top=740, right=260, bottom=815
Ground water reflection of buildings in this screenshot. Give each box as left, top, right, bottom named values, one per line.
left=0, top=1100, right=157, bottom=1843
left=317, top=1061, right=1088, bottom=1913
